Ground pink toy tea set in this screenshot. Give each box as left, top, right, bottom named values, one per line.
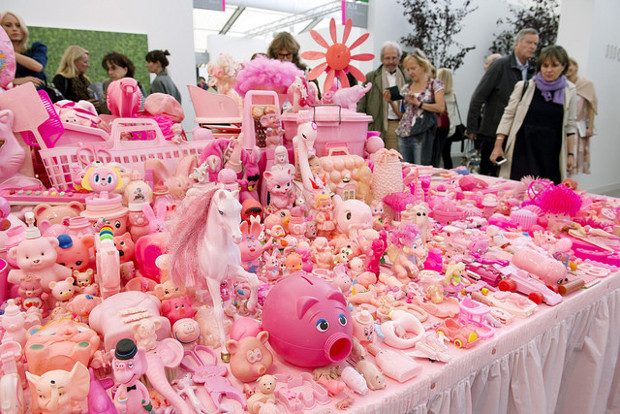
left=0, top=17, right=619, bottom=414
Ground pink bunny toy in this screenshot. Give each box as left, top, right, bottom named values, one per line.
left=261, top=250, right=281, bottom=281
left=142, top=203, right=167, bottom=234
left=239, top=221, right=273, bottom=273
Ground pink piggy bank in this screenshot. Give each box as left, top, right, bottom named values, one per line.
left=262, top=273, right=353, bottom=368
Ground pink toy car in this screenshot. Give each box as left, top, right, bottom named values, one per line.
left=261, top=272, right=353, bottom=368
left=435, top=317, right=479, bottom=349
left=498, top=266, right=563, bottom=306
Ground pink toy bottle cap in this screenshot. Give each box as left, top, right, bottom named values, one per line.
left=67, top=216, right=95, bottom=236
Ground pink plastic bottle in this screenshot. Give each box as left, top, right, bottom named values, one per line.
left=66, top=216, right=95, bottom=238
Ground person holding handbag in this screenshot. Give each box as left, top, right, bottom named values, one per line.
left=394, top=49, right=445, bottom=165
left=490, top=45, right=577, bottom=184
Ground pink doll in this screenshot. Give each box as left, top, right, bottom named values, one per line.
left=444, top=261, right=466, bottom=297
left=370, top=200, right=386, bottom=231
left=263, top=164, right=296, bottom=213
left=313, top=193, right=336, bottom=239
left=288, top=205, right=307, bottom=240
left=259, top=109, right=284, bottom=148
left=56, top=233, right=95, bottom=271
left=283, top=251, right=303, bottom=275
left=239, top=221, right=273, bottom=273
left=365, top=230, right=388, bottom=276
left=311, top=236, right=334, bottom=270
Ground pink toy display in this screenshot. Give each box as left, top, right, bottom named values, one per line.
left=261, top=272, right=353, bottom=368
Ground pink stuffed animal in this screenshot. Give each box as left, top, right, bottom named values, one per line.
left=113, top=232, right=135, bottom=263
left=34, top=202, right=84, bottom=226
left=161, top=295, right=196, bottom=326
left=56, top=233, right=95, bottom=271
left=49, top=276, right=77, bottom=305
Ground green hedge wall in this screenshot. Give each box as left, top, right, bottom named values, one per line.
left=28, top=26, right=150, bottom=91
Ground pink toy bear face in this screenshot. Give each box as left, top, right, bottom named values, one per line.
left=18, top=275, right=44, bottom=308
left=162, top=295, right=196, bottom=326
left=56, top=234, right=94, bottom=271
left=25, top=318, right=101, bottom=375
left=262, top=273, right=353, bottom=368
left=73, top=268, right=94, bottom=289
left=34, top=202, right=84, bottom=226
left=225, top=330, right=274, bottom=383
left=49, top=276, right=76, bottom=302
left=26, top=362, right=90, bottom=414
left=113, top=232, right=135, bottom=263
left=81, top=165, right=123, bottom=194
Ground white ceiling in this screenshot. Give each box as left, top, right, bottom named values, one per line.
left=193, top=0, right=344, bottom=52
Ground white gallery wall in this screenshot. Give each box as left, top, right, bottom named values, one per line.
left=557, top=0, right=620, bottom=194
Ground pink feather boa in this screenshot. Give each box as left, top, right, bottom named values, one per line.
left=235, top=56, right=303, bottom=96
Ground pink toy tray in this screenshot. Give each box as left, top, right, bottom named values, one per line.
left=38, top=118, right=209, bottom=191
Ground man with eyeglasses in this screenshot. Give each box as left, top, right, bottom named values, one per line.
left=357, top=41, right=410, bottom=151
left=467, top=28, right=539, bottom=176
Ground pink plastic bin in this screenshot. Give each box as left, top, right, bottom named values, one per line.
left=281, top=106, right=371, bottom=157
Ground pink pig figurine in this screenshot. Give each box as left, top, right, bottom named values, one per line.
left=172, top=318, right=202, bottom=349
left=225, top=318, right=274, bottom=383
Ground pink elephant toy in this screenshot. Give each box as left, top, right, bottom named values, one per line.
left=89, top=290, right=170, bottom=352
left=239, top=221, right=272, bottom=273
left=333, top=195, right=373, bottom=239
left=225, top=329, right=274, bottom=383
left=26, top=361, right=90, bottom=414
left=263, top=164, right=296, bottom=213
left=262, top=272, right=353, bottom=368
left=331, top=83, right=372, bottom=111
left=146, top=338, right=193, bottom=414
left=8, top=216, right=72, bottom=299
left=111, top=338, right=153, bottom=413
left=161, top=295, right=196, bottom=326
left=25, top=318, right=100, bottom=375
left=55, top=233, right=95, bottom=271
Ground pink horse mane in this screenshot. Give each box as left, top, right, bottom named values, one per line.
left=168, top=186, right=218, bottom=287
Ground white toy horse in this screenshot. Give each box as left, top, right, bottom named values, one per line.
left=168, top=187, right=260, bottom=359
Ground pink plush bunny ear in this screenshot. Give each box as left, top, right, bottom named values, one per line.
left=250, top=221, right=262, bottom=238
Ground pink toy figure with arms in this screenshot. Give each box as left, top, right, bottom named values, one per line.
left=111, top=338, right=153, bottom=413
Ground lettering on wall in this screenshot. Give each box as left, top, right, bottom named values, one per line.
left=605, top=44, right=620, bottom=62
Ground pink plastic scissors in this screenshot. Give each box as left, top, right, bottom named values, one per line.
left=76, top=142, right=113, bottom=167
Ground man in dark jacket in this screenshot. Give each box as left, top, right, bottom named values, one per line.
left=467, top=28, right=539, bottom=176
left=357, top=41, right=410, bottom=151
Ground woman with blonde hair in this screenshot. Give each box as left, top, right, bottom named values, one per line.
left=394, top=49, right=445, bottom=165
left=435, top=68, right=459, bottom=168
left=1, top=11, right=46, bottom=88
left=53, top=45, right=99, bottom=108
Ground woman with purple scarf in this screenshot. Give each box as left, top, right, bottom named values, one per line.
left=491, top=45, right=577, bottom=183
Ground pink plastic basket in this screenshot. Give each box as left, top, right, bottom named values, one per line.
left=20, top=90, right=65, bottom=148
left=38, top=118, right=209, bottom=191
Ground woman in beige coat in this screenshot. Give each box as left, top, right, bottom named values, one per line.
left=491, top=45, right=576, bottom=184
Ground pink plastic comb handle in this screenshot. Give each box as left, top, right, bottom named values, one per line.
left=20, top=90, right=64, bottom=148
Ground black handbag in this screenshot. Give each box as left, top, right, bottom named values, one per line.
left=448, top=94, right=467, bottom=142
left=410, top=110, right=438, bottom=135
